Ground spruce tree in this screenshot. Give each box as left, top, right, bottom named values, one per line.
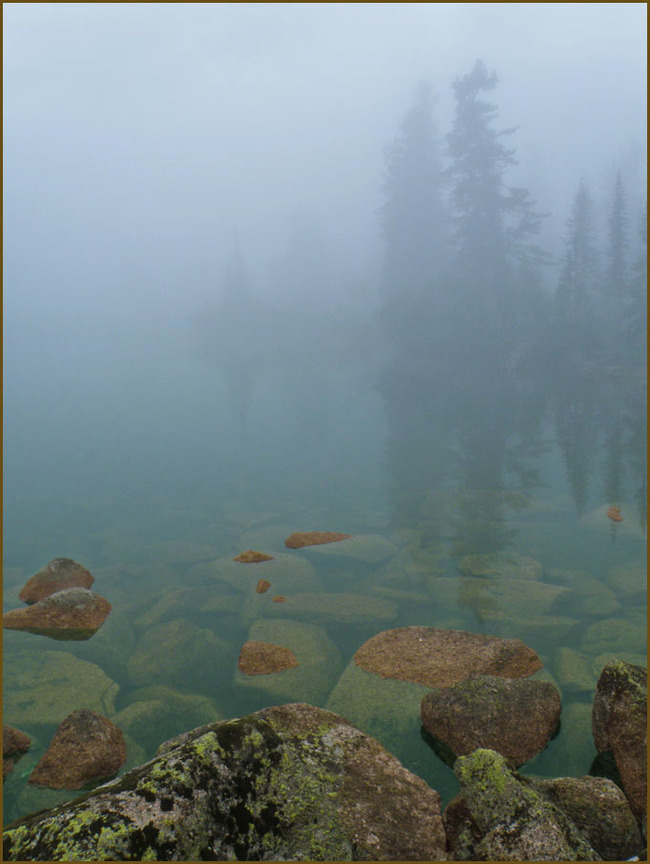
left=380, top=80, right=448, bottom=301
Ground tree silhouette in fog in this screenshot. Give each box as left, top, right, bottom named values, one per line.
left=446, top=59, right=545, bottom=334
left=380, top=80, right=449, bottom=302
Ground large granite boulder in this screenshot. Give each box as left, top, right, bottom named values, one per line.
left=444, top=749, right=600, bottom=860
left=29, top=709, right=126, bottom=790
left=18, top=558, right=94, bottom=604
left=529, top=776, right=644, bottom=861
left=421, top=674, right=561, bottom=768
left=3, top=703, right=448, bottom=861
left=4, top=588, right=111, bottom=640
left=353, top=626, right=543, bottom=687
left=592, top=659, right=647, bottom=823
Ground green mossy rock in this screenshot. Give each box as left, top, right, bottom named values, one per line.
left=3, top=703, right=448, bottom=861
left=447, top=748, right=600, bottom=860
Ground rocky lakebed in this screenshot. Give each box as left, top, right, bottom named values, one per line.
left=2, top=521, right=647, bottom=860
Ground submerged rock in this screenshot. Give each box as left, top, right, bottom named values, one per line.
left=3, top=588, right=112, bottom=640
left=18, top=558, right=94, bottom=604
left=237, top=640, right=299, bottom=675
left=592, top=659, right=647, bottom=823
left=445, top=748, right=600, bottom=860
left=458, top=552, right=543, bottom=580
left=3, top=725, right=31, bottom=780
left=284, top=531, right=352, bottom=548
left=353, top=626, right=543, bottom=687
left=251, top=591, right=398, bottom=625
left=298, top=534, right=398, bottom=564
left=421, top=674, right=561, bottom=768
left=29, top=709, right=126, bottom=790
left=235, top=619, right=341, bottom=705
left=2, top=703, right=448, bottom=861
left=4, top=649, right=119, bottom=727
left=233, top=550, right=274, bottom=563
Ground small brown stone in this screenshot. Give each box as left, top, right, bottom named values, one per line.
left=3, top=725, right=31, bottom=780
left=19, top=558, right=94, bottom=604
left=29, top=708, right=126, bottom=789
left=272, top=596, right=286, bottom=603
left=284, top=532, right=352, bottom=549
left=3, top=588, right=112, bottom=640
left=255, top=579, right=271, bottom=594
left=354, top=626, right=543, bottom=687
left=233, top=550, right=274, bottom=563
left=238, top=640, right=299, bottom=675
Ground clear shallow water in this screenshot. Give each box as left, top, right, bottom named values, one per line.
left=3, top=359, right=647, bottom=826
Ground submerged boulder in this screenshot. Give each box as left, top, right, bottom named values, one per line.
left=421, top=674, right=561, bottom=768
left=353, top=626, right=543, bottom=687
left=18, top=558, right=94, bottom=604
left=237, top=640, right=299, bottom=675
left=284, top=531, right=352, bottom=548
left=2, top=703, right=448, bottom=861
left=29, top=709, right=126, bottom=790
left=4, top=588, right=111, bottom=640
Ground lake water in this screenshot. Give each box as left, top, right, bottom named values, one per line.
left=3, top=351, right=647, bottom=826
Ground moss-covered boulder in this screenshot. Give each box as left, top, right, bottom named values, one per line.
left=592, top=659, right=647, bottom=823
left=445, top=749, right=600, bottom=860
left=2, top=703, right=448, bottom=861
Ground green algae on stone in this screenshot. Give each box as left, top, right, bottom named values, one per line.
left=452, top=748, right=600, bottom=860
left=3, top=703, right=447, bottom=861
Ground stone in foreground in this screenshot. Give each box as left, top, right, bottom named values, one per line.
left=29, top=709, right=126, bottom=790
left=421, top=674, right=561, bottom=767
left=3, top=703, right=447, bottom=861
left=354, top=626, right=543, bottom=687
left=445, top=749, right=601, bottom=860
left=592, top=659, right=647, bottom=823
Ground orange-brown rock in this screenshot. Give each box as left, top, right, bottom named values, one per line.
left=607, top=506, right=623, bottom=523
left=284, top=531, right=352, bottom=549
left=19, top=557, right=94, bottom=604
left=233, top=550, right=274, bottom=563
left=29, top=708, right=126, bottom=789
left=272, top=596, right=286, bottom=603
left=255, top=579, right=271, bottom=594
left=237, top=640, right=299, bottom=675
left=354, top=626, right=543, bottom=687
left=3, top=724, right=31, bottom=780
left=4, top=588, right=112, bottom=640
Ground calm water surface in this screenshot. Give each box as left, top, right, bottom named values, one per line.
left=3, top=359, right=646, bottom=825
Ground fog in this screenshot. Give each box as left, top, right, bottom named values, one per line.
left=3, top=3, right=647, bottom=529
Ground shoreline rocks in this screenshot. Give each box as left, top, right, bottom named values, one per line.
left=3, top=703, right=448, bottom=862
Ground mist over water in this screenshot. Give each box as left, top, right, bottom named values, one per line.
left=3, top=3, right=646, bottom=827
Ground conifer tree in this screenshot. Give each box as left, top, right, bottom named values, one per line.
left=555, top=179, right=598, bottom=336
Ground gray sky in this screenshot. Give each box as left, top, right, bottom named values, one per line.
left=4, top=3, right=647, bottom=320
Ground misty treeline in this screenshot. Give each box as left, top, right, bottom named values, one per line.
left=194, top=58, right=646, bottom=531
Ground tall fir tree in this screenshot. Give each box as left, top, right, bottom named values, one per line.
left=380, top=80, right=449, bottom=301
left=555, top=179, right=598, bottom=341
left=446, top=60, right=545, bottom=331
left=605, top=170, right=629, bottom=300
